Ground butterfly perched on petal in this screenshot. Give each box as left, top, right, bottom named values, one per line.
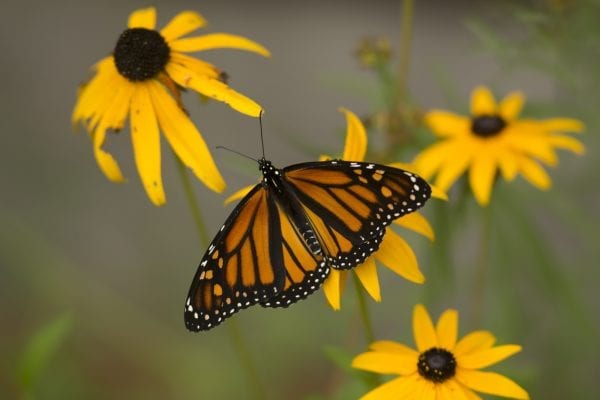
left=184, top=158, right=431, bottom=331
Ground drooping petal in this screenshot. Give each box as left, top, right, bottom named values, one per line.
left=168, top=52, right=220, bottom=80
left=454, top=331, right=496, bottom=357
left=170, top=33, right=271, bottom=57
left=128, top=7, right=156, bottom=29
left=434, top=139, right=477, bottom=193
left=160, top=11, right=207, bottom=42
left=424, top=111, right=470, bottom=138
left=148, top=81, right=226, bottom=193
left=394, top=212, right=434, bottom=241
left=72, top=57, right=119, bottom=126
left=470, top=86, right=497, bottom=116
left=322, top=269, right=347, bottom=311
left=224, top=184, right=256, bottom=205
left=375, top=230, right=425, bottom=284
left=412, top=140, right=457, bottom=180
left=498, top=91, right=525, bottom=121
left=92, top=128, right=125, bottom=182
left=413, top=304, right=438, bottom=351
left=436, top=309, right=458, bottom=350
left=352, top=350, right=417, bottom=375
left=458, top=345, right=522, bottom=370
left=516, top=155, right=552, bottom=190
left=340, top=108, right=367, bottom=161
left=546, top=134, right=586, bottom=155
left=496, top=147, right=518, bottom=181
left=354, top=257, right=381, bottom=302
left=538, top=117, right=585, bottom=134
left=503, top=126, right=558, bottom=166
left=456, top=369, right=529, bottom=399
left=468, top=146, right=497, bottom=206
left=369, top=341, right=419, bottom=357
left=437, top=379, right=470, bottom=400
left=359, top=374, right=422, bottom=400
left=130, top=83, right=165, bottom=206
left=166, top=62, right=262, bottom=117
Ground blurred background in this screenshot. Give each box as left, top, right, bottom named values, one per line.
left=1, top=0, right=598, bottom=398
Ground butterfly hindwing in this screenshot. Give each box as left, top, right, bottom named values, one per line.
left=282, top=160, right=431, bottom=270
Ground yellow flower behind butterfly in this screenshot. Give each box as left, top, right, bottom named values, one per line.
left=353, top=304, right=530, bottom=400
left=225, top=109, right=445, bottom=309
left=72, top=7, right=270, bottom=205
left=414, top=86, right=585, bottom=206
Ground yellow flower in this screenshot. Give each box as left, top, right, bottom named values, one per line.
left=72, top=7, right=270, bottom=205
left=225, top=109, right=445, bottom=310
left=352, top=304, right=530, bottom=400
left=414, top=85, right=585, bottom=206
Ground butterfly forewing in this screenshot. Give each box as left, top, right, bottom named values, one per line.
left=282, top=160, right=431, bottom=270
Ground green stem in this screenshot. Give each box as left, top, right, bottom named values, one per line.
left=471, top=204, right=492, bottom=326
left=172, top=151, right=266, bottom=400
left=352, top=274, right=376, bottom=344
left=397, top=0, right=414, bottom=103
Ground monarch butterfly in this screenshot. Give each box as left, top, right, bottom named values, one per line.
left=184, top=155, right=431, bottom=331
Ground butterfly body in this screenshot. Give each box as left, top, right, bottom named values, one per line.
left=185, top=158, right=431, bottom=331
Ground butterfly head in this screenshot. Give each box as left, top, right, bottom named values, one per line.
left=259, top=157, right=281, bottom=184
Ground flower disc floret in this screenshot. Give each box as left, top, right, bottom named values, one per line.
left=114, top=28, right=170, bottom=81
left=417, top=347, right=456, bottom=383
left=471, top=115, right=506, bottom=137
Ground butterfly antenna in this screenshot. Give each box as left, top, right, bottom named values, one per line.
left=216, top=146, right=259, bottom=163
left=259, top=110, right=265, bottom=159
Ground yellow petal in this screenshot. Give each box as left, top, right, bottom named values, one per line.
left=503, top=127, right=559, bottom=166
left=436, top=309, right=458, bottom=350
left=72, top=58, right=119, bottom=126
left=424, top=110, right=470, bottom=138
left=318, top=154, right=332, bottom=161
left=437, top=379, right=471, bottom=400
left=92, top=128, right=125, bottom=182
left=352, top=350, right=417, bottom=375
left=470, top=86, right=497, bottom=116
left=517, top=156, right=552, bottom=190
left=546, top=134, right=586, bottom=155
left=339, top=108, right=367, bottom=161
left=430, top=185, right=448, bottom=200
left=394, top=212, right=434, bottom=241
left=148, top=81, right=226, bottom=193
left=468, top=146, right=497, bottom=206
left=434, top=140, right=476, bottom=193
left=168, top=52, right=220, bottom=80
left=375, top=230, right=425, bottom=284
left=455, top=369, right=529, bottom=399
left=130, top=84, right=166, bottom=206
left=224, top=184, right=256, bottom=205
left=354, top=257, right=381, bottom=302
left=160, top=11, right=207, bottom=42
left=412, top=140, right=457, bottom=180
left=128, top=7, right=156, bottom=29
left=458, top=345, right=522, bottom=370
left=322, top=269, right=346, bottom=311
left=454, top=331, right=496, bottom=357
left=413, top=304, right=438, bottom=351
left=498, top=91, right=525, bottom=121
left=166, top=63, right=262, bottom=117
left=170, top=33, right=271, bottom=57
left=358, top=374, right=421, bottom=400
left=539, top=117, right=585, bottom=133
left=369, top=341, right=419, bottom=357
left=496, top=147, right=518, bottom=181
left=409, top=378, right=436, bottom=400
left=460, top=386, right=484, bottom=400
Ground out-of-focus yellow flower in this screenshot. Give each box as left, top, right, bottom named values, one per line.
left=353, top=304, right=530, bottom=400
left=226, top=109, right=444, bottom=310
left=414, top=85, right=585, bottom=206
left=72, top=7, right=270, bottom=205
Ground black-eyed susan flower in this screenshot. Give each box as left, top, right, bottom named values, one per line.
left=72, top=7, right=270, bottom=205
left=353, top=304, right=530, bottom=400
left=414, top=85, right=585, bottom=206
left=225, top=109, right=445, bottom=310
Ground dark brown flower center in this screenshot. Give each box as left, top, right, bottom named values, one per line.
left=417, top=347, right=456, bottom=383
left=113, top=28, right=170, bottom=81
left=471, top=115, right=506, bottom=138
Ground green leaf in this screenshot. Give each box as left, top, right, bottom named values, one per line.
left=17, top=313, right=72, bottom=393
